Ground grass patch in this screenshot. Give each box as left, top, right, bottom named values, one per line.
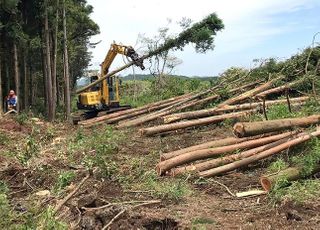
left=268, top=137, right=320, bottom=204
left=267, top=158, right=289, bottom=173
left=270, top=179, right=320, bottom=204
left=192, top=217, right=216, bottom=229
left=118, top=156, right=192, bottom=202
left=67, top=126, right=121, bottom=179
left=0, top=180, right=66, bottom=229
left=292, top=138, right=320, bottom=177
left=53, top=171, right=76, bottom=194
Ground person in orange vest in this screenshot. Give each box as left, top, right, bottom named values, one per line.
left=6, top=90, right=17, bottom=111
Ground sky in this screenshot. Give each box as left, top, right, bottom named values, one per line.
left=86, top=0, right=320, bottom=77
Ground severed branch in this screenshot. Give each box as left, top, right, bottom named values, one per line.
left=54, top=172, right=92, bottom=215
left=209, top=179, right=235, bottom=197
left=102, top=209, right=126, bottom=230
left=100, top=200, right=161, bottom=229
left=82, top=199, right=161, bottom=212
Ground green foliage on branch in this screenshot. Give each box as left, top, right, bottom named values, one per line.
left=149, top=13, right=224, bottom=56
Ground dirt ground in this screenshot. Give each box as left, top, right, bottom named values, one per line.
left=1, top=118, right=320, bottom=229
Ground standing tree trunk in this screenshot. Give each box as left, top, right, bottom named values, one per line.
left=23, top=51, right=28, bottom=110
left=13, top=43, right=20, bottom=112
left=30, top=65, right=35, bottom=105
left=5, top=59, right=10, bottom=96
left=0, top=49, right=2, bottom=114
left=63, top=0, right=71, bottom=121
left=44, top=0, right=54, bottom=121
left=52, top=0, right=59, bottom=114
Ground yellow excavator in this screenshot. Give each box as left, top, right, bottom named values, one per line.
left=73, top=43, right=145, bottom=122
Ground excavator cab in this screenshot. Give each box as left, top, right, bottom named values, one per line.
left=75, top=43, right=145, bottom=121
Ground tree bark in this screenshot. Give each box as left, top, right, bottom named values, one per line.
left=79, top=93, right=192, bottom=126
left=156, top=131, right=294, bottom=175
left=171, top=132, right=296, bottom=176
left=5, top=61, right=10, bottom=97
left=30, top=65, right=35, bottom=105
left=118, top=92, right=220, bottom=128
left=228, top=80, right=263, bottom=94
left=63, top=0, right=71, bottom=121
left=0, top=49, right=2, bottom=114
left=218, top=75, right=284, bottom=107
left=160, top=136, right=253, bottom=161
left=162, top=97, right=309, bottom=124
left=254, top=78, right=307, bottom=98
left=52, top=0, right=59, bottom=113
left=44, top=0, right=54, bottom=121
left=13, top=43, right=19, bottom=112
left=140, top=109, right=255, bottom=137
left=260, top=166, right=320, bottom=191
left=23, top=51, right=28, bottom=110
left=233, top=115, right=320, bottom=137
left=199, top=129, right=320, bottom=178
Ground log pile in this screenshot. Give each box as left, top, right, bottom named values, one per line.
left=156, top=128, right=320, bottom=178
left=79, top=75, right=311, bottom=138
left=78, top=74, right=320, bottom=185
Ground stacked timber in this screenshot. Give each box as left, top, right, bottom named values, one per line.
left=233, top=115, right=320, bottom=137
left=156, top=127, right=320, bottom=178
left=80, top=75, right=313, bottom=139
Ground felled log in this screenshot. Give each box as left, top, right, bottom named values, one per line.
left=260, top=166, right=320, bottom=191
left=170, top=132, right=296, bottom=176
left=218, top=75, right=284, bottom=107
left=255, top=78, right=307, bottom=98
left=117, top=93, right=220, bottom=128
left=140, top=109, right=255, bottom=136
left=156, top=131, right=295, bottom=176
left=80, top=93, right=192, bottom=127
left=234, top=115, right=320, bottom=137
left=112, top=94, right=218, bottom=126
left=161, top=136, right=253, bottom=161
left=162, top=96, right=309, bottom=123
left=199, top=128, right=320, bottom=177
left=228, top=80, right=263, bottom=94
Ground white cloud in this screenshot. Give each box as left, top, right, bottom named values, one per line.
left=86, top=0, right=320, bottom=76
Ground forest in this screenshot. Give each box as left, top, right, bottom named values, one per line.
left=0, top=0, right=99, bottom=120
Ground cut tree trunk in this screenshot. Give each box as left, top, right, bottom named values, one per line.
left=160, top=136, right=255, bottom=161
left=79, top=93, right=193, bottom=127
left=140, top=109, right=255, bottom=136
left=162, top=97, right=309, bottom=123
left=156, top=131, right=295, bottom=175
left=228, top=80, right=263, bottom=94
left=199, top=129, right=320, bottom=178
left=171, top=132, right=297, bottom=176
left=255, top=78, right=307, bottom=98
left=234, top=115, right=320, bottom=137
left=118, top=93, right=220, bottom=128
left=218, top=75, right=284, bottom=107
left=260, top=166, right=320, bottom=191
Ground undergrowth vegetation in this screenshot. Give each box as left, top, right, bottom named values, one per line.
left=120, top=77, right=212, bottom=107
left=262, top=100, right=320, bottom=204
left=118, top=155, right=192, bottom=201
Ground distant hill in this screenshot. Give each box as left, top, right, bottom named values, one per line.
left=120, top=74, right=218, bottom=81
